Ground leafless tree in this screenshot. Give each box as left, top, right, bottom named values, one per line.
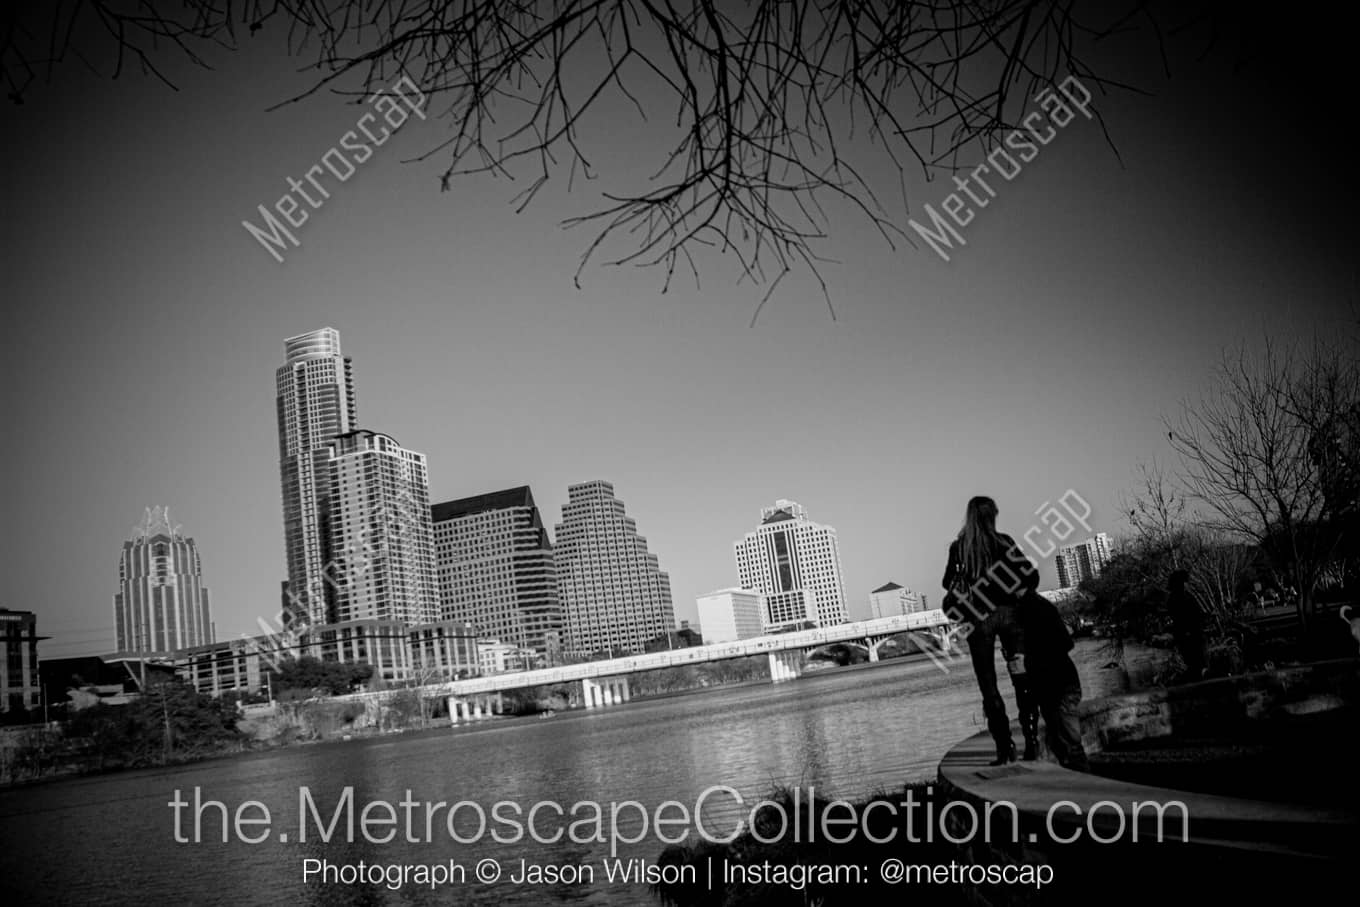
left=1, top=1, right=1206, bottom=320
left=1121, top=459, right=1253, bottom=622
left=1166, top=337, right=1359, bottom=626
left=1122, top=459, right=1189, bottom=566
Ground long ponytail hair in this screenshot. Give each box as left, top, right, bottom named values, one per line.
left=957, top=496, right=1005, bottom=583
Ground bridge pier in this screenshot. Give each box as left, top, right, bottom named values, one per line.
left=448, top=692, right=504, bottom=724
left=867, top=639, right=880, bottom=663
left=768, top=650, right=804, bottom=683
left=582, top=676, right=631, bottom=708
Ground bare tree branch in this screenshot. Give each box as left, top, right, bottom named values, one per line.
left=2, top=1, right=1189, bottom=317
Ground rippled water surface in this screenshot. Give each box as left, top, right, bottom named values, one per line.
left=1, top=642, right=1128, bottom=905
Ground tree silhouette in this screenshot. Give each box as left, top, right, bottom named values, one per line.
left=1166, top=337, right=1360, bottom=626
left=0, top=1, right=1217, bottom=317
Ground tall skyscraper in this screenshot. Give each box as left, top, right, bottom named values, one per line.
left=1055, top=532, right=1114, bottom=589
left=113, top=507, right=215, bottom=654
left=326, top=430, right=439, bottom=625
left=431, top=486, right=563, bottom=660
left=276, top=327, right=356, bottom=627
left=735, top=499, right=849, bottom=628
left=553, top=480, right=675, bottom=657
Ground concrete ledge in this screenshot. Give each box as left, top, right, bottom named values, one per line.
left=937, top=660, right=1359, bottom=904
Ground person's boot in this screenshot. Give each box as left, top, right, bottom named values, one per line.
left=989, top=731, right=1016, bottom=766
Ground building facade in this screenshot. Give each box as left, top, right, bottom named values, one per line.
left=276, top=327, right=357, bottom=627
left=0, top=609, right=42, bottom=712
left=762, top=590, right=815, bottom=629
left=326, top=430, right=440, bottom=626
left=431, top=486, right=563, bottom=661
left=695, top=588, right=764, bottom=643
left=553, top=480, right=675, bottom=657
left=1055, top=532, right=1114, bottom=589
left=735, top=500, right=849, bottom=629
left=177, top=635, right=285, bottom=698
left=113, top=507, right=215, bottom=654
left=178, top=619, right=481, bottom=697
left=408, top=621, right=481, bottom=682
left=476, top=639, right=538, bottom=675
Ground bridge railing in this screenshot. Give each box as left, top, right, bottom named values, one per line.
left=426, top=609, right=955, bottom=697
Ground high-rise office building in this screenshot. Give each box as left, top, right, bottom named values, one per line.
left=113, top=507, right=215, bottom=654
left=1055, top=532, right=1114, bottom=589
left=326, top=430, right=439, bottom=625
left=276, top=327, right=357, bottom=627
left=431, top=486, right=563, bottom=661
left=1092, top=531, right=1114, bottom=567
left=553, top=480, right=675, bottom=657
left=1, top=609, right=43, bottom=713
left=735, top=499, right=849, bottom=628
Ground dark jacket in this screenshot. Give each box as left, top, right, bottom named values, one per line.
left=942, top=533, right=1040, bottom=624
left=1018, top=590, right=1079, bottom=689
left=1166, top=588, right=1203, bottom=637
left=1017, top=591, right=1074, bottom=665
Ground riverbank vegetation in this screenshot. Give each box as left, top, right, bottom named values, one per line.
left=1, top=678, right=244, bottom=784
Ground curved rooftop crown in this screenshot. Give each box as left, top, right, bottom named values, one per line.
left=283, top=326, right=342, bottom=362
left=133, top=506, right=182, bottom=540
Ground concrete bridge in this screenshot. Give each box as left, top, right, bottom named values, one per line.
left=431, top=609, right=960, bottom=722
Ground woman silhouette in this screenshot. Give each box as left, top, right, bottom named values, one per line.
left=942, top=496, right=1040, bottom=765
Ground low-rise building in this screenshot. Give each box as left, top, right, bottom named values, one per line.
left=696, top=588, right=764, bottom=643
left=477, top=638, right=537, bottom=675
left=408, top=620, right=480, bottom=682
left=0, top=609, right=43, bottom=713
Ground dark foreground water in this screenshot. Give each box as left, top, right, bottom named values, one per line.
left=0, top=643, right=1126, bottom=906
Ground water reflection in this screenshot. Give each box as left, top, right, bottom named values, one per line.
left=1, top=643, right=1128, bottom=906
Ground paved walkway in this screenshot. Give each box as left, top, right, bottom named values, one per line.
left=938, top=726, right=1357, bottom=861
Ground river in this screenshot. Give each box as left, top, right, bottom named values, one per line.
left=0, top=641, right=1132, bottom=906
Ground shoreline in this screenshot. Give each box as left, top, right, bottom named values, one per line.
left=0, top=652, right=945, bottom=791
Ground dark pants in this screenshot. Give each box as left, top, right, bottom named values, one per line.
left=1174, top=628, right=1206, bottom=678
left=1014, top=673, right=1039, bottom=751
left=1030, top=658, right=1088, bottom=771
left=965, top=604, right=1023, bottom=753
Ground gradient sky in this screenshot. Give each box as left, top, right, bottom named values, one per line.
left=2, top=5, right=1354, bottom=658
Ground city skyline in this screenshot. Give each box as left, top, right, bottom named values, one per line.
left=5, top=20, right=1355, bottom=660
left=0, top=306, right=1231, bottom=658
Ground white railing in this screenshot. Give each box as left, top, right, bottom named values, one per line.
left=427, top=609, right=953, bottom=697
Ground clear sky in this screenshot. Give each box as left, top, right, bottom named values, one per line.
left=2, top=6, right=1354, bottom=657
